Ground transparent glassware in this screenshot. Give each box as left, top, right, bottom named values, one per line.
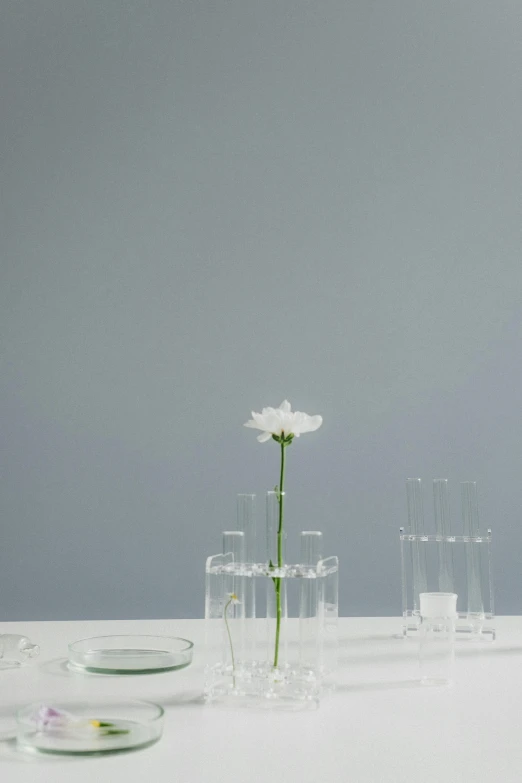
left=461, top=482, right=485, bottom=632
left=0, top=635, right=40, bottom=668
left=433, top=479, right=455, bottom=593
left=419, top=592, right=457, bottom=685
left=204, top=491, right=338, bottom=705
left=299, top=532, right=323, bottom=674
left=406, top=478, right=428, bottom=613
left=17, top=700, right=164, bottom=755
left=236, top=495, right=256, bottom=622
left=68, top=635, right=193, bottom=674
left=400, top=478, right=494, bottom=640
left=236, top=494, right=256, bottom=563
left=266, top=489, right=286, bottom=567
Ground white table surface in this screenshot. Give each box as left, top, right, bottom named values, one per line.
left=1, top=617, right=522, bottom=783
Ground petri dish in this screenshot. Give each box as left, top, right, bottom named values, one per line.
left=17, top=700, right=164, bottom=756
left=68, top=634, right=193, bottom=674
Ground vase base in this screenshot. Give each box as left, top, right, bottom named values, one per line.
left=204, top=661, right=334, bottom=707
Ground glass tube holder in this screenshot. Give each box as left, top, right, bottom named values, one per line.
left=400, top=530, right=495, bottom=640
left=205, top=493, right=338, bottom=705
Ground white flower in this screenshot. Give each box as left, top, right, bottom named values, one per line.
left=227, top=592, right=241, bottom=605
left=244, top=400, right=322, bottom=443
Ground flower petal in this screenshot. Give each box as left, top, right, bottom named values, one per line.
left=299, top=414, right=323, bottom=433
left=288, top=411, right=305, bottom=435
left=245, top=401, right=322, bottom=441
left=262, top=409, right=284, bottom=435
left=244, top=412, right=269, bottom=431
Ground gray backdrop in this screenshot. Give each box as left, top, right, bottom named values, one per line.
left=1, top=1, right=521, bottom=620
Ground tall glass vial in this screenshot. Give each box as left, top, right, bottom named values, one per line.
left=461, top=482, right=484, bottom=622
left=299, top=531, right=323, bottom=672
left=406, top=478, right=428, bottom=613
left=236, top=494, right=256, bottom=621
left=419, top=592, right=457, bottom=685
left=433, top=479, right=455, bottom=593
left=266, top=491, right=287, bottom=670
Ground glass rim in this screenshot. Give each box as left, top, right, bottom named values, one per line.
left=68, top=634, right=194, bottom=653
left=17, top=699, right=165, bottom=727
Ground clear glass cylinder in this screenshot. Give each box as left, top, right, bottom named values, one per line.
left=221, top=531, right=245, bottom=634
left=433, top=479, right=455, bottom=593
left=236, top=495, right=256, bottom=621
left=265, top=491, right=287, bottom=672
left=266, top=490, right=286, bottom=567
left=406, top=478, right=428, bottom=612
left=419, top=592, right=457, bottom=685
left=299, top=532, right=323, bottom=672
left=461, top=481, right=484, bottom=619
left=222, top=531, right=245, bottom=563
left=300, top=531, right=323, bottom=566
left=236, top=494, right=256, bottom=563
left=266, top=574, right=288, bottom=671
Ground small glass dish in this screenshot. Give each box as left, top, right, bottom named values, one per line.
left=68, top=634, right=194, bottom=674
left=17, top=700, right=164, bottom=756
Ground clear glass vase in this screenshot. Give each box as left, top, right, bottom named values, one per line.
left=418, top=592, right=457, bottom=685
left=400, top=478, right=494, bottom=640
left=204, top=491, right=339, bottom=705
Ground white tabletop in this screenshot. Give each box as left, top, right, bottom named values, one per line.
left=1, top=617, right=522, bottom=783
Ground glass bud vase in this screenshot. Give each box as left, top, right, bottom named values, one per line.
left=204, top=491, right=339, bottom=705
left=419, top=592, right=457, bottom=685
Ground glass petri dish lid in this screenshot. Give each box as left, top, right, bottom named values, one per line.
left=17, top=700, right=164, bottom=755
left=68, top=634, right=194, bottom=674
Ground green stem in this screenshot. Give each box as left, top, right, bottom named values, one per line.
left=223, top=598, right=236, bottom=688
left=273, top=441, right=286, bottom=669
left=278, top=441, right=285, bottom=566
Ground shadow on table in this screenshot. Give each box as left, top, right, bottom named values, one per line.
left=338, top=633, right=522, bottom=666
left=335, top=679, right=421, bottom=694
left=158, top=691, right=205, bottom=708
left=339, top=634, right=398, bottom=646
left=39, top=657, right=136, bottom=678
left=39, top=657, right=204, bottom=680
left=0, top=704, right=18, bottom=744
left=160, top=690, right=319, bottom=712
left=38, top=657, right=75, bottom=677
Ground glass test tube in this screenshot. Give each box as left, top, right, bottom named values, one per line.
left=419, top=592, right=457, bottom=685
left=266, top=491, right=287, bottom=669
left=266, top=490, right=286, bottom=567
left=461, top=482, right=484, bottom=621
left=236, top=494, right=256, bottom=620
left=237, top=494, right=256, bottom=564
left=299, top=532, right=323, bottom=671
left=407, top=478, right=428, bottom=613
left=433, top=479, right=455, bottom=594
left=222, top=530, right=245, bottom=563
left=222, top=531, right=245, bottom=617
